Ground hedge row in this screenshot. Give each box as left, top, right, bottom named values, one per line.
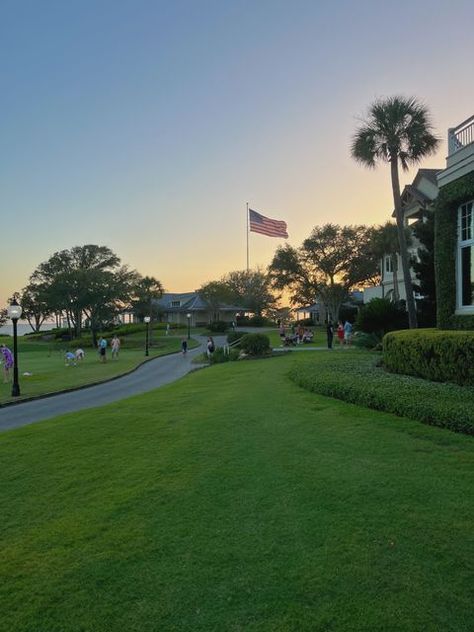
left=289, top=354, right=474, bottom=435
left=383, top=329, right=474, bottom=386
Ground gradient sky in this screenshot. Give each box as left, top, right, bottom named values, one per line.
left=1, top=0, right=474, bottom=307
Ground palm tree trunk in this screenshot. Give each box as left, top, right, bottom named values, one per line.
left=390, top=159, right=418, bottom=328
left=391, top=254, right=400, bottom=302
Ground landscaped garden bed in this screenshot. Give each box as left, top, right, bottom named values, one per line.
left=290, top=351, right=474, bottom=435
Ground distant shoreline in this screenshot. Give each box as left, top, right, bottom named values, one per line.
left=0, top=323, right=55, bottom=337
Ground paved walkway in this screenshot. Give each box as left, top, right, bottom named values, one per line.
left=0, top=336, right=217, bottom=433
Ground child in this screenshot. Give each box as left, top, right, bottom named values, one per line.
left=337, top=321, right=344, bottom=347
left=65, top=351, right=76, bottom=366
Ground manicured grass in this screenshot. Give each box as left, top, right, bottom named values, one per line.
left=0, top=335, right=199, bottom=404
left=289, top=350, right=474, bottom=435
left=0, top=354, right=472, bottom=631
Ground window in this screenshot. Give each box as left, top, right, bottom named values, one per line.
left=171, top=301, right=181, bottom=308
left=384, top=256, right=393, bottom=273
left=458, top=201, right=474, bottom=309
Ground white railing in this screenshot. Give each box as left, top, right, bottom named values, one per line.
left=448, top=115, right=474, bottom=155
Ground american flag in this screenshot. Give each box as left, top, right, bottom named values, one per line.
left=249, top=209, right=288, bottom=238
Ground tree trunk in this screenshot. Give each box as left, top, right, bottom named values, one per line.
left=391, top=254, right=400, bottom=302
left=390, top=159, right=418, bottom=328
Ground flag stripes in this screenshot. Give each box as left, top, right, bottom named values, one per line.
left=249, top=208, right=288, bottom=238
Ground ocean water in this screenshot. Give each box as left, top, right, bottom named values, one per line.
left=0, top=322, right=55, bottom=337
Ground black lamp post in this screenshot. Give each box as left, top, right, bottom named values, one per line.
left=7, top=298, right=22, bottom=397
left=186, top=312, right=191, bottom=340
left=144, top=316, right=151, bottom=356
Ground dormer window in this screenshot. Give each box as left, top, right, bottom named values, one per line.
left=171, top=301, right=181, bottom=308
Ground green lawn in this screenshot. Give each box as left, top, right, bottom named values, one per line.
left=0, top=334, right=199, bottom=404
left=0, top=353, right=472, bottom=631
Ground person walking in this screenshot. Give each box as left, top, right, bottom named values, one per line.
left=336, top=321, right=344, bottom=347
left=181, top=338, right=188, bottom=354
left=111, top=334, right=121, bottom=360
left=207, top=336, right=215, bottom=360
left=1, top=344, right=14, bottom=383
left=326, top=321, right=334, bottom=349
left=166, top=323, right=170, bottom=336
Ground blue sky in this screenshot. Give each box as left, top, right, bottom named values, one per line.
left=1, top=0, right=474, bottom=305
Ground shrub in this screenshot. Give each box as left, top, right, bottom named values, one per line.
left=352, top=331, right=381, bottom=350
left=289, top=354, right=474, bottom=435
left=209, top=347, right=240, bottom=364
left=227, top=331, right=245, bottom=346
left=383, top=329, right=474, bottom=386
left=208, top=320, right=228, bottom=333
left=240, top=333, right=270, bottom=356
left=356, top=298, right=408, bottom=336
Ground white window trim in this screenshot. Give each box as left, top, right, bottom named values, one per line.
left=456, top=200, right=474, bottom=314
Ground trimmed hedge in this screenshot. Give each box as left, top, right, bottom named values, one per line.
left=240, top=333, right=271, bottom=356
left=289, top=354, right=474, bottom=435
left=383, top=329, right=474, bottom=386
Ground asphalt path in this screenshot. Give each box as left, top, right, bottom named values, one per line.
left=0, top=336, right=220, bottom=432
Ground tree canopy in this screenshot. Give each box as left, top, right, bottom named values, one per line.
left=269, top=224, right=378, bottom=321
left=351, top=95, right=439, bottom=328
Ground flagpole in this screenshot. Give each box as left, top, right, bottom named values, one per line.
left=246, top=202, right=249, bottom=271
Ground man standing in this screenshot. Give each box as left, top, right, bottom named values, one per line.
left=343, top=320, right=353, bottom=347
left=98, top=336, right=108, bottom=362
left=326, top=321, right=334, bottom=349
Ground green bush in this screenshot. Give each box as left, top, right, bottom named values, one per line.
left=227, top=331, right=245, bottom=346
left=290, top=354, right=474, bottom=435
left=209, top=347, right=240, bottom=364
left=208, top=320, right=228, bottom=333
left=240, top=333, right=270, bottom=356
left=352, top=331, right=381, bottom=350
left=383, top=329, right=474, bottom=386
left=356, top=298, right=408, bottom=336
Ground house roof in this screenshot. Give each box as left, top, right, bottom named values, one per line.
left=415, top=168, right=441, bottom=185
left=153, top=292, right=247, bottom=312
left=391, top=168, right=442, bottom=217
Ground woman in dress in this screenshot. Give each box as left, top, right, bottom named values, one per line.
left=1, top=344, right=14, bottom=383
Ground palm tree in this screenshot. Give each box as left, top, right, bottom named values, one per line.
left=351, top=96, right=439, bottom=328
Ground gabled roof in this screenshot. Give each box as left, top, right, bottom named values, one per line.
left=415, top=168, right=441, bottom=186
left=153, top=292, right=247, bottom=312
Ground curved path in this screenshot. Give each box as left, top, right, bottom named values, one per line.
left=0, top=336, right=219, bottom=432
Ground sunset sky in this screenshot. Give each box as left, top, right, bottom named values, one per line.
left=1, top=0, right=474, bottom=307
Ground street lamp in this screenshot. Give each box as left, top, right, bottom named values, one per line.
left=144, top=316, right=151, bottom=357
left=186, top=313, right=191, bottom=340
left=7, top=298, right=22, bottom=397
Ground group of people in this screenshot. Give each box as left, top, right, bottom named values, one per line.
left=64, top=348, right=85, bottom=366
left=279, top=324, right=314, bottom=346
left=97, top=335, right=121, bottom=362
left=326, top=320, right=353, bottom=349
left=64, top=335, right=121, bottom=366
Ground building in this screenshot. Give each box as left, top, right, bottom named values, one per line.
left=435, top=115, right=474, bottom=328
left=153, top=292, right=246, bottom=327
left=363, top=168, right=440, bottom=304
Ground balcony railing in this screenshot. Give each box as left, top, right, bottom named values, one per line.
left=448, top=115, right=474, bottom=155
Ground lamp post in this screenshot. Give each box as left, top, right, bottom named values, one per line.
left=144, top=316, right=151, bottom=357
left=186, top=313, right=191, bottom=340
left=7, top=298, right=22, bottom=397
